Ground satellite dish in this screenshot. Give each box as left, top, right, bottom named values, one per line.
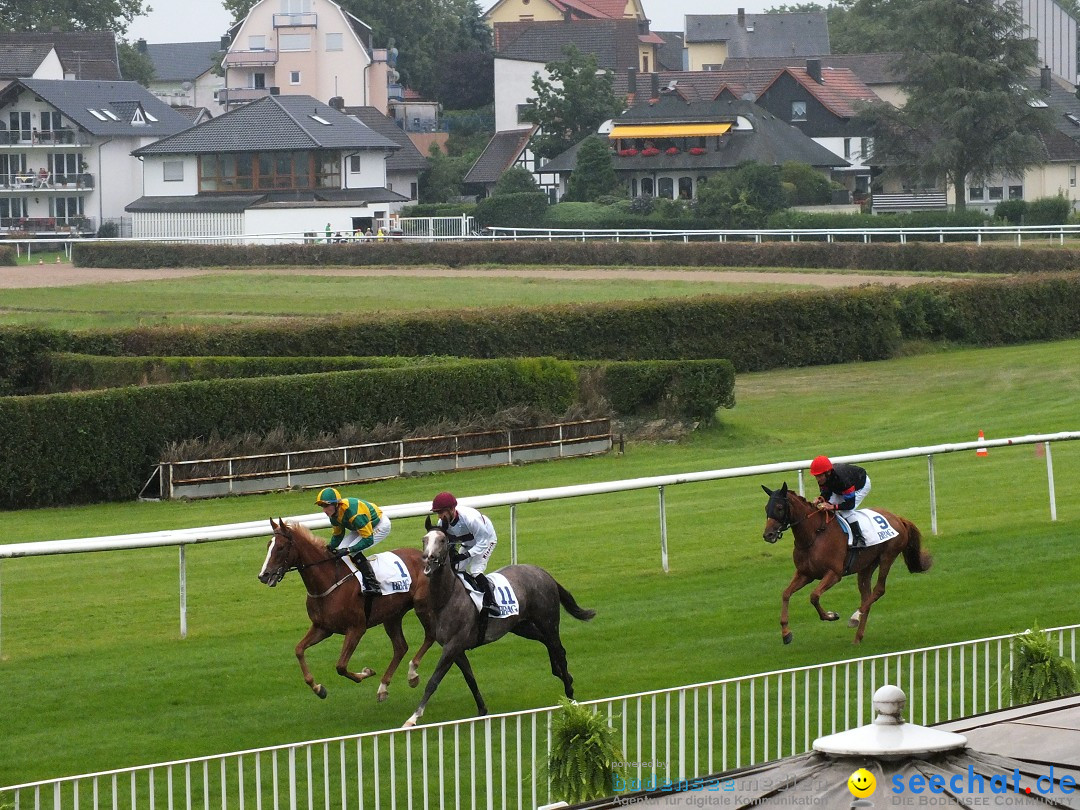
left=181, top=81, right=193, bottom=91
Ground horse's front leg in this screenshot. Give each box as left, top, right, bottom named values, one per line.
left=780, top=572, right=811, bottom=645
left=296, top=624, right=334, bottom=699
left=375, top=616, right=409, bottom=703
left=808, top=570, right=842, bottom=623
left=854, top=555, right=896, bottom=644
left=453, top=652, right=488, bottom=715
left=408, top=630, right=436, bottom=689
left=335, top=625, right=376, bottom=685
left=403, top=644, right=462, bottom=728
left=849, top=568, right=873, bottom=629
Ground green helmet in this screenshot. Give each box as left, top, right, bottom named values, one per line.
left=315, top=487, right=343, bottom=507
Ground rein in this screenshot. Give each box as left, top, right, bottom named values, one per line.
left=274, top=531, right=355, bottom=599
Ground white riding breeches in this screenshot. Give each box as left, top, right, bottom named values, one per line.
left=831, top=476, right=871, bottom=520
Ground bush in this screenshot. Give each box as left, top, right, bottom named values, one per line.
left=994, top=199, right=1027, bottom=224
left=1007, top=628, right=1079, bottom=704
left=474, top=192, right=548, bottom=229
left=1025, top=195, right=1072, bottom=226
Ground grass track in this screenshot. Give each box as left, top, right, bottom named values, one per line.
left=1, top=339, right=1077, bottom=786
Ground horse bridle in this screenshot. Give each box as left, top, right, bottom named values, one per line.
left=767, top=493, right=819, bottom=539
left=270, top=527, right=354, bottom=598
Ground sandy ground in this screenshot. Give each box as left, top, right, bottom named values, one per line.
left=0, top=263, right=949, bottom=289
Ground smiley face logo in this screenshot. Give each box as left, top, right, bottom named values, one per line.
left=848, top=768, right=876, bottom=798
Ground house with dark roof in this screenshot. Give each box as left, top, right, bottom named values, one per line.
left=128, top=94, right=407, bottom=240
left=753, top=60, right=880, bottom=200
left=0, top=78, right=191, bottom=236
left=463, top=126, right=562, bottom=202
left=494, top=18, right=659, bottom=132
left=684, top=10, right=831, bottom=71
left=541, top=83, right=847, bottom=201
left=140, top=40, right=226, bottom=117
left=341, top=105, right=430, bottom=202
left=0, top=32, right=120, bottom=81
left=221, top=0, right=397, bottom=114
left=0, top=45, right=63, bottom=87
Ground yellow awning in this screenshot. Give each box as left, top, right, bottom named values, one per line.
left=608, top=123, right=732, bottom=139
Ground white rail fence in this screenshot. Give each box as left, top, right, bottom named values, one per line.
left=4, top=624, right=1077, bottom=807
left=1, top=432, right=1076, bottom=644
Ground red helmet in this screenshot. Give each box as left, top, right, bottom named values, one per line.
left=809, top=456, right=833, bottom=476
left=431, top=491, right=457, bottom=512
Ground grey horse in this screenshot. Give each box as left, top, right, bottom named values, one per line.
left=403, top=526, right=596, bottom=727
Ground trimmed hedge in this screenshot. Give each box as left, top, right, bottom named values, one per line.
left=72, top=239, right=1080, bottom=273
left=38, top=354, right=450, bottom=393
left=0, top=358, right=577, bottom=508
left=0, top=244, right=15, bottom=265
left=587, top=359, right=736, bottom=423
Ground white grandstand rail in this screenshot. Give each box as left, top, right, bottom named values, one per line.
left=3, top=624, right=1077, bottom=806
left=0, top=432, right=1076, bottom=645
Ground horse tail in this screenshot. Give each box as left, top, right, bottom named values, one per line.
left=557, top=582, right=596, bottom=622
left=902, top=520, right=933, bottom=573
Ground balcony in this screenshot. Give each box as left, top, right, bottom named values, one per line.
left=0, top=129, right=88, bottom=148
left=222, top=49, right=279, bottom=67
left=273, top=12, right=317, bottom=27
left=0, top=216, right=96, bottom=236
left=218, top=88, right=273, bottom=106
left=2, top=172, right=94, bottom=191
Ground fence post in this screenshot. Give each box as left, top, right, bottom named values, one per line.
left=658, top=485, right=669, bottom=573
left=510, top=503, right=518, bottom=565
left=179, top=545, right=188, bottom=639
left=1045, top=441, right=1057, bottom=521
left=927, top=454, right=938, bottom=535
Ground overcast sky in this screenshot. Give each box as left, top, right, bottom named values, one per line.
left=126, top=0, right=768, bottom=44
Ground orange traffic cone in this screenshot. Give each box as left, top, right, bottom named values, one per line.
left=976, top=430, right=988, bottom=457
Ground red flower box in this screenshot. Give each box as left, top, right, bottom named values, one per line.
left=689, top=147, right=706, bottom=155
left=665, top=146, right=680, bottom=155
left=618, top=148, right=639, bottom=157
left=641, top=147, right=660, bottom=157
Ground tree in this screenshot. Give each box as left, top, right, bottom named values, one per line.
left=0, top=0, right=147, bottom=35
left=564, top=137, right=622, bottom=202
left=522, top=45, right=624, bottom=160
left=493, top=167, right=538, bottom=195
left=438, top=51, right=494, bottom=110
left=695, top=162, right=786, bottom=228
left=117, top=41, right=155, bottom=86
left=856, top=0, right=1049, bottom=211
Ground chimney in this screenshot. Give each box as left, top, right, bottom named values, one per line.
left=737, top=8, right=745, bottom=27
left=650, top=72, right=659, bottom=100
left=219, top=35, right=231, bottom=50
left=806, top=58, right=822, bottom=84
left=563, top=8, right=572, bottom=21
left=329, top=96, right=344, bottom=110
left=627, top=67, right=637, bottom=103
left=1041, top=64, right=1052, bottom=92
left=136, top=38, right=147, bottom=53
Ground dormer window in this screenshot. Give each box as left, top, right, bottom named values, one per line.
left=791, top=100, right=807, bottom=122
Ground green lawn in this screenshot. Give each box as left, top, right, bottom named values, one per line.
left=0, top=269, right=859, bottom=329
left=1, top=339, right=1077, bottom=786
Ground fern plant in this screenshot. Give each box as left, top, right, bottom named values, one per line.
left=546, top=698, right=628, bottom=804
left=1008, top=628, right=1080, bottom=705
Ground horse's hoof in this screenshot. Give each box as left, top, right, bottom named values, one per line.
left=823, top=611, right=840, bottom=622
left=403, top=718, right=417, bottom=728
left=848, top=618, right=860, bottom=628
left=408, top=674, right=420, bottom=688
left=316, top=685, right=327, bottom=699
left=377, top=686, right=389, bottom=703
left=360, top=667, right=376, bottom=680
left=782, top=632, right=793, bottom=645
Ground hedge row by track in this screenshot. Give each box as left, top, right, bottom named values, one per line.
left=72, top=239, right=1080, bottom=273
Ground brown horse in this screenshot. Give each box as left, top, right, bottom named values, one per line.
left=258, top=518, right=436, bottom=700
left=761, top=483, right=932, bottom=644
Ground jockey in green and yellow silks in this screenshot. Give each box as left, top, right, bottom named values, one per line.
left=315, top=487, right=391, bottom=594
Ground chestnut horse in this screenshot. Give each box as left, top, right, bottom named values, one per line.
left=258, top=518, right=435, bottom=701
left=402, top=524, right=595, bottom=727
left=761, top=483, right=932, bottom=644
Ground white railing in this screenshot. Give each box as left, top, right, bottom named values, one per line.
left=0, top=432, right=1076, bottom=642
left=4, top=624, right=1076, bottom=806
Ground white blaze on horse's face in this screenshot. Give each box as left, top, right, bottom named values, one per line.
left=258, top=533, right=286, bottom=586
left=420, top=530, right=445, bottom=576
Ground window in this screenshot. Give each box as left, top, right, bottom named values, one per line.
left=516, top=104, right=534, bottom=126
left=51, top=196, right=83, bottom=221
left=290, top=71, right=301, bottom=84
left=410, top=181, right=417, bottom=199
left=279, top=34, right=311, bottom=51
left=86, top=108, right=108, bottom=121
left=253, top=73, right=266, bottom=89
left=1008, top=185, right=1023, bottom=200
left=843, top=138, right=851, bottom=159
left=658, top=177, right=674, bottom=198
left=42, top=111, right=63, bottom=132
left=640, top=177, right=654, bottom=196
left=163, top=161, right=184, bottom=182
left=102, top=109, right=120, bottom=121
left=630, top=178, right=638, bottom=197
left=989, top=186, right=1003, bottom=201
left=49, top=152, right=79, bottom=182
left=349, top=155, right=362, bottom=172
left=860, top=138, right=871, bottom=159
left=0, top=197, right=28, bottom=220
left=678, top=176, right=693, bottom=199
left=9, top=111, right=31, bottom=140
left=309, top=114, right=331, bottom=125
left=249, top=35, right=266, bottom=50
left=199, top=150, right=334, bottom=193
left=326, top=32, right=343, bottom=51
left=969, top=186, right=984, bottom=201
left=642, top=54, right=650, bottom=73
left=1071, top=165, right=1077, bottom=188
left=791, top=101, right=807, bottom=121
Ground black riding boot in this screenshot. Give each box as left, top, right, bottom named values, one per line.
left=848, top=519, right=866, bottom=548
left=466, top=573, right=498, bottom=613
left=352, top=551, right=381, bottom=594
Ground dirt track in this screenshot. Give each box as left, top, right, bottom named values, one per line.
left=0, top=264, right=948, bottom=289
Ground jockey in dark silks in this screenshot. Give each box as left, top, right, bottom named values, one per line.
left=316, top=487, right=390, bottom=594
left=809, top=456, right=871, bottom=546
